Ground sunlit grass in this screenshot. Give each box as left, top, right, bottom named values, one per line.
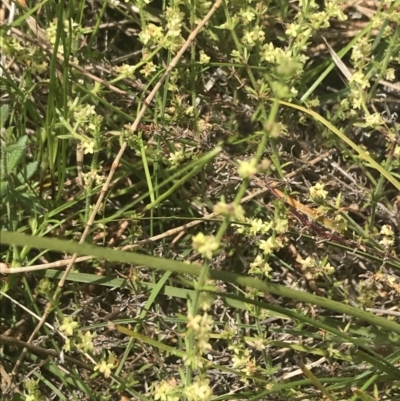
left=1, top=0, right=400, bottom=400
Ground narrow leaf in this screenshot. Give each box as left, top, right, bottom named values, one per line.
left=6, top=136, right=28, bottom=174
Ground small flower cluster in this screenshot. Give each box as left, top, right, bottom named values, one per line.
left=357, top=278, right=378, bottom=308
left=237, top=159, right=258, bottom=179
left=374, top=269, right=400, bottom=296
left=24, top=379, right=45, bottom=401
left=192, top=232, right=219, bottom=260
left=62, top=98, right=105, bottom=186
left=154, top=378, right=179, bottom=401
left=237, top=156, right=273, bottom=180
left=1, top=35, right=48, bottom=75
left=93, top=353, right=117, bottom=379
left=152, top=288, right=215, bottom=401
left=186, top=311, right=214, bottom=358
left=139, top=23, right=165, bottom=46
left=135, top=0, right=191, bottom=80
left=46, top=18, right=83, bottom=55
left=309, top=182, right=328, bottom=202
left=340, top=5, right=399, bottom=116
left=184, top=288, right=215, bottom=400
left=235, top=218, right=272, bottom=236
left=115, top=64, right=137, bottom=79
left=300, top=256, right=335, bottom=279
left=273, top=0, right=346, bottom=89
left=68, top=99, right=104, bottom=156
left=194, top=0, right=212, bottom=18
left=332, top=214, right=348, bottom=233
left=59, top=315, right=116, bottom=378
left=60, top=316, right=97, bottom=353
left=168, top=149, right=186, bottom=167
left=379, top=224, right=395, bottom=248
left=183, top=377, right=213, bottom=401
left=259, top=236, right=285, bottom=256
left=356, top=113, right=385, bottom=129
left=286, top=0, right=347, bottom=46
left=229, top=343, right=258, bottom=378
left=213, top=199, right=245, bottom=221
left=232, top=194, right=288, bottom=279
left=308, top=184, right=349, bottom=233
left=249, top=254, right=272, bottom=278
left=153, top=375, right=212, bottom=401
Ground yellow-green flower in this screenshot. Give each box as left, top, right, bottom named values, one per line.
left=60, top=316, right=79, bottom=336
left=199, top=50, right=210, bottom=64
left=309, top=182, right=328, bottom=201
left=192, top=233, right=219, bottom=259
left=94, top=359, right=114, bottom=378
left=237, top=159, right=257, bottom=179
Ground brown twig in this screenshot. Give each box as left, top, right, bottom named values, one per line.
left=0, top=334, right=94, bottom=372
